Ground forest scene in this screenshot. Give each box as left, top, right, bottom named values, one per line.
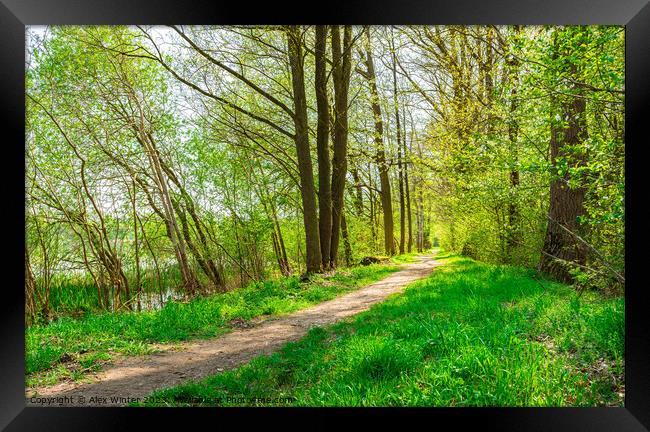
left=25, top=25, right=625, bottom=407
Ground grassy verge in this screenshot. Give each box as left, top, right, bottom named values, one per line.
left=26, top=263, right=400, bottom=387
left=138, top=254, right=624, bottom=407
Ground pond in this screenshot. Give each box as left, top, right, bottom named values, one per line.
left=108, top=287, right=186, bottom=312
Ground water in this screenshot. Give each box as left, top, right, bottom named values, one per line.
left=137, top=288, right=185, bottom=311
left=109, top=287, right=186, bottom=312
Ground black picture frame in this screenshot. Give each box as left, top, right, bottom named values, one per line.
left=1, top=0, right=648, bottom=429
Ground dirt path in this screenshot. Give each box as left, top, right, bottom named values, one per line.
left=26, top=254, right=442, bottom=407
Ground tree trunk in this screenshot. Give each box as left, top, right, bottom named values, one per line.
left=315, top=25, right=332, bottom=269
left=341, top=211, right=353, bottom=267
left=329, top=25, right=353, bottom=267
left=271, top=202, right=291, bottom=276
left=364, top=28, right=395, bottom=256
left=404, top=116, right=413, bottom=253
left=287, top=27, right=322, bottom=273
left=416, top=185, right=424, bottom=252
left=159, top=158, right=224, bottom=290
left=391, top=29, right=405, bottom=255
left=368, top=166, right=377, bottom=246
left=539, top=33, right=588, bottom=282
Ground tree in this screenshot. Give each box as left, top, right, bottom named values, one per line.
left=360, top=27, right=395, bottom=256
left=390, top=28, right=406, bottom=254
left=314, top=25, right=332, bottom=269
left=538, top=28, right=589, bottom=283
left=287, top=26, right=323, bottom=273
left=329, top=25, right=353, bottom=267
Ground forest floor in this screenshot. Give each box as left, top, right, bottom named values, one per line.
left=26, top=254, right=442, bottom=406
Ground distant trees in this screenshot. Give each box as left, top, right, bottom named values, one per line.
left=396, top=25, right=623, bottom=290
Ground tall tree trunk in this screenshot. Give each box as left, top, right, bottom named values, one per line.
left=416, top=185, right=424, bottom=252
left=174, top=200, right=223, bottom=292
left=404, top=113, right=413, bottom=253
left=390, top=29, right=405, bottom=254
left=287, top=27, right=322, bottom=273
left=329, top=25, right=353, bottom=267
left=368, top=165, right=377, bottom=246
left=397, top=142, right=405, bottom=254
left=271, top=229, right=283, bottom=276
left=155, top=180, right=197, bottom=294
left=315, top=25, right=332, bottom=269
left=539, top=32, right=588, bottom=282
left=118, top=78, right=199, bottom=295
left=363, top=27, right=395, bottom=256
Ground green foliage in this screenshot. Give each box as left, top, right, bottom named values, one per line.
left=421, top=26, right=624, bottom=292
left=26, top=263, right=398, bottom=381
left=139, top=256, right=623, bottom=407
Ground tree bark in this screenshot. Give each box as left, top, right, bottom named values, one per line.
left=341, top=211, right=353, bottom=267
left=159, top=159, right=225, bottom=289
left=363, top=28, right=395, bottom=256
left=124, top=91, right=199, bottom=295
left=390, top=29, right=406, bottom=254
left=539, top=31, right=588, bottom=283
left=329, top=25, right=353, bottom=267
left=287, top=27, right=322, bottom=273
left=315, top=25, right=332, bottom=269
left=404, top=113, right=413, bottom=253
left=139, top=133, right=199, bottom=295
left=416, top=185, right=424, bottom=252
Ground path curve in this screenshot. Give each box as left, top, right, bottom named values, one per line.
left=26, top=254, right=442, bottom=406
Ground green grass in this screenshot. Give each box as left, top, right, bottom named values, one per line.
left=391, top=251, right=426, bottom=264
left=47, top=278, right=103, bottom=317
left=26, top=263, right=399, bottom=386
left=138, top=255, right=624, bottom=407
